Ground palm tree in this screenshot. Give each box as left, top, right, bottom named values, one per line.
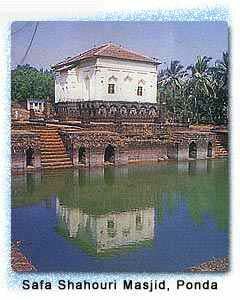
left=158, top=60, right=187, bottom=121
left=210, top=52, right=229, bottom=124
left=187, top=56, right=215, bottom=124
left=213, top=52, right=229, bottom=88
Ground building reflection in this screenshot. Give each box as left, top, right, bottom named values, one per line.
left=177, top=159, right=213, bottom=175
left=56, top=198, right=154, bottom=255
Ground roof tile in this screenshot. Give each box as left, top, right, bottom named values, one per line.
left=52, top=43, right=159, bottom=70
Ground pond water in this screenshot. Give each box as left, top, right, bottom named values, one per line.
left=11, top=159, right=229, bottom=273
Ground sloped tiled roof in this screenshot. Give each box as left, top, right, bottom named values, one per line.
left=52, top=43, right=159, bottom=70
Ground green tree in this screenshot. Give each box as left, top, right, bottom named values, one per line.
left=210, top=52, right=229, bottom=124
left=158, top=60, right=187, bottom=120
left=157, top=53, right=229, bottom=125
left=157, top=60, right=188, bottom=122
left=11, top=64, right=55, bottom=102
left=187, top=56, right=215, bottom=124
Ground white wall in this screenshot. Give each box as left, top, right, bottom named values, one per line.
left=55, top=60, right=96, bottom=102
left=55, top=57, right=158, bottom=103
left=57, top=202, right=154, bottom=253
left=95, top=208, right=155, bottom=252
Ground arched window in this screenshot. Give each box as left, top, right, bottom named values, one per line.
left=108, top=76, right=117, bottom=94
left=189, top=142, right=197, bottom=159
left=78, top=146, right=86, bottom=164
left=104, top=144, right=115, bottom=164
left=137, top=79, right=145, bottom=96
left=108, top=83, right=115, bottom=94
left=26, top=147, right=34, bottom=167
left=137, top=86, right=143, bottom=96
left=207, top=142, right=213, bottom=158
left=136, top=212, right=143, bottom=231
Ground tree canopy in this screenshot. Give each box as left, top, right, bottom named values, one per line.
left=11, top=64, right=55, bottom=102
left=157, top=52, right=229, bottom=125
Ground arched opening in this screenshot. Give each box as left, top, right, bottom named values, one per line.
left=207, top=142, right=213, bottom=158
left=104, top=144, right=115, bottom=164
left=108, top=75, right=117, bottom=95
left=78, top=146, right=86, bottom=164
left=26, top=147, right=34, bottom=167
left=189, top=142, right=197, bottom=159
left=137, top=79, right=145, bottom=97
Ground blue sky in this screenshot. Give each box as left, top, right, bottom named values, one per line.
left=11, top=21, right=228, bottom=70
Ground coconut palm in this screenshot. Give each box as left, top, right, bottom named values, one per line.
left=187, top=56, right=215, bottom=123
left=158, top=60, right=187, bottom=121
left=210, top=52, right=229, bottom=124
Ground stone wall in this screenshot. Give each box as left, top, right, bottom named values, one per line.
left=127, top=141, right=168, bottom=162
left=60, top=129, right=168, bottom=167
left=11, top=120, right=223, bottom=171
left=167, top=131, right=216, bottom=160
left=11, top=131, right=41, bottom=170
left=11, top=105, right=29, bottom=121
left=55, top=100, right=165, bottom=124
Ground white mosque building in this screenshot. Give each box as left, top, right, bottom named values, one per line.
left=52, top=43, right=160, bottom=104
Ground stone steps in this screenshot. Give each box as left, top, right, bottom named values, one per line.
left=41, top=161, right=73, bottom=167
left=41, top=153, right=69, bottom=159
left=38, top=127, right=73, bottom=169
left=41, top=141, right=64, bottom=146
left=41, top=157, right=71, bottom=163
left=43, top=164, right=73, bottom=170
left=215, top=138, right=228, bottom=158
left=41, top=150, right=68, bottom=156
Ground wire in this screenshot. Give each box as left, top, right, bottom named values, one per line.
left=20, top=22, right=39, bottom=65
left=11, top=22, right=31, bottom=35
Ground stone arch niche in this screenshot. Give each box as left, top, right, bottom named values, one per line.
left=120, top=105, right=128, bottom=116
left=149, top=106, right=157, bottom=117
left=109, top=105, right=117, bottom=116
left=104, top=144, right=115, bottom=164
left=207, top=141, right=213, bottom=158
left=129, top=105, right=137, bottom=116
left=189, top=141, right=197, bottom=159
left=78, top=146, right=86, bottom=165
left=139, top=105, right=147, bottom=117
left=26, top=147, right=34, bottom=167
left=98, top=105, right=107, bottom=117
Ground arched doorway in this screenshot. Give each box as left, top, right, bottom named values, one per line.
left=104, top=144, right=115, bottom=164
left=189, top=142, right=197, bottom=159
left=207, top=142, right=213, bottom=158
left=26, top=147, right=34, bottom=167
left=78, top=146, right=86, bottom=164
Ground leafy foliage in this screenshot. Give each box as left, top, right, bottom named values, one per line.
left=157, top=52, right=229, bottom=125
left=11, top=64, right=55, bottom=102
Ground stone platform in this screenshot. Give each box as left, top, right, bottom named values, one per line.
left=11, top=100, right=228, bottom=171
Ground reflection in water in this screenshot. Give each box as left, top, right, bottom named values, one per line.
left=56, top=198, right=154, bottom=255
left=11, top=159, right=228, bottom=271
